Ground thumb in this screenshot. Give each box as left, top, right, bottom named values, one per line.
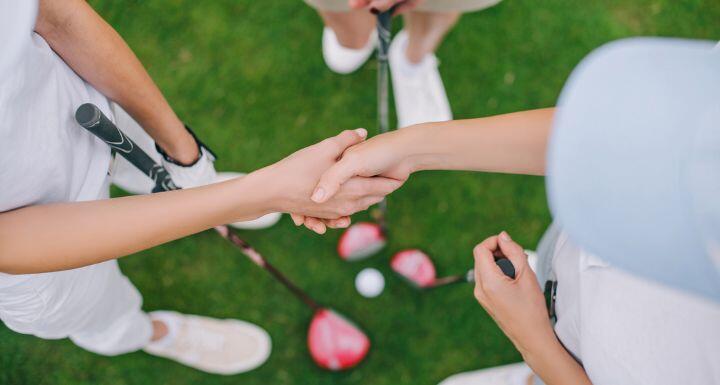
left=329, top=128, right=367, bottom=153
left=368, top=0, right=398, bottom=11
left=311, top=156, right=359, bottom=203
left=348, top=0, right=371, bottom=9
left=497, top=231, right=530, bottom=276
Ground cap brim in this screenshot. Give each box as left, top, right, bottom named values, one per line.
left=548, top=38, right=720, bottom=301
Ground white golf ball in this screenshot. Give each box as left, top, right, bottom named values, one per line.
left=355, top=268, right=385, bottom=298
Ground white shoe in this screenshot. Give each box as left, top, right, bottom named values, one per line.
left=214, top=172, right=282, bottom=230
left=389, top=30, right=452, bottom=128
left=439, top=362, right=533, bottom=385
left=144, top=311, right=271, bottom=375
left=322, top=27, right=377, bottom=74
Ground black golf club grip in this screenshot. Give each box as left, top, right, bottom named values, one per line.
left=75, top=103, right=177, bottom=192
left=377, top=9, right=393, bottom=57
left=496, top=257, right=516, bottom=279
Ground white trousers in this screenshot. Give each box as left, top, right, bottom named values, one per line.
left=0, top=261, right=152, bottom=355
left=0, top=105, right=157, bottom=356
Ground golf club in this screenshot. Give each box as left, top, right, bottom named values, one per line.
left=390, top=249, right=516, bottom=289
left=75, top=103, right=370, bottom=371
left=337, top=7, right=395, bottom=261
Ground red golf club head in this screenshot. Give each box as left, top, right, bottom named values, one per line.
left=337, top=222, right=387, bottom=261
left=390, top=249, right=437, bottom=288
left=307, top=309, right=371, bottom=371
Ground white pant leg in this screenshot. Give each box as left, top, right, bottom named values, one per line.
left=438, top=362, right=539, bottom=385
left=0, top=260, right=152, bottom=356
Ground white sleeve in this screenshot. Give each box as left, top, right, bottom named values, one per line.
left=0, top=0, right=38, bottom=76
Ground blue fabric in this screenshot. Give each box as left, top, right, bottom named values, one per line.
left=547, top=38, right=720, bottom=302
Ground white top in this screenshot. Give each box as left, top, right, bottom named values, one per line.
left=0, top=0, right=113, bottom=213
left=552, top=233, right=720, bottom=385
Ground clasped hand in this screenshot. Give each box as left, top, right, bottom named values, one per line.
left=253, top=128, right=405, bottom=233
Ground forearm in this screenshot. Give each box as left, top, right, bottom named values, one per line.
left=521, top=337, right=592, bottom=385
left=0, top=173, right=271, bottom=274
left=35, top=0, right=197, bottom=163
left=403, top=108, right=554, bottom=175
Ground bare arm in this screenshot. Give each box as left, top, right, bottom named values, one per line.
left=0, top=130, right=402, bottom=274
left=473, top=234, right=592, bottom=385
left=0, top=175, right=267, bottom=274
left=401, top=108, right=553, bottom=175
left=35, top=0, right=198, bottom=163
left=311, top=108, right=554, bottom=203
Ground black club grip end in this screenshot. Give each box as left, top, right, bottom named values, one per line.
left=495, top=258, right=516, bottom=279
left=75, top=103, right=102, bottom=129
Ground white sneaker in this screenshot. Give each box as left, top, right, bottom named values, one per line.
left=389, top=30, right=452, bottom=128
left=439, top=362, right=533, bottom=385
left=144, top=311, right=271, bottom=375
left=322, top=27, right=377, bottom=74
left=214, top=172, right=282, bottom=230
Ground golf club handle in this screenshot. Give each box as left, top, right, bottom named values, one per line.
left=75, top=103, right=178, bottom=193
left=75, top=103, right=322, bottom=310
left=376, top=8, right=393, bottom=61
left=464, top=258, right=516, bottom=282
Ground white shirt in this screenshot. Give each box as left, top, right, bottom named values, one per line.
left=0, top=0, right=113, bottom=212
left=552, top=233, right=720, bottom=385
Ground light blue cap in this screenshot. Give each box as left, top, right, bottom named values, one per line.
left=548, top=38, right=720, bottom=302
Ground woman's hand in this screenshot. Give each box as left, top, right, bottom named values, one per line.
left=348, top=0, right=423, bottom=15
left=310, top=128, right=417, bottom=204
left=473, top=232, right=594, bottom=385
left=472, top=232, right=556, bottom=355
left=289, top=128, right=416, bottom=233
left=252, top=129, right=403, bottom=232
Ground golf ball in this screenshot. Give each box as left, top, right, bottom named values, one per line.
left=355, top=268, right=385, bottom=298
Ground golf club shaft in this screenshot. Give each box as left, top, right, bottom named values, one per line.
left=427, top=274, right=469, bottom=288
left=428, top=258, right=516, bottom=288
left=75, top=103, right=321, bottom=310
left=373, top=7, right=394, bottom=229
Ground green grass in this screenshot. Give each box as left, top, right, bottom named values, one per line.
left=2, top=1, right=718, bottom=384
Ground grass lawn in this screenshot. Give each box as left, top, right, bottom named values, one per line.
left=1, top=1, right=718, bottom=384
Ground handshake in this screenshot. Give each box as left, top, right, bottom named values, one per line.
left=247, top=127, right=414, bottom=234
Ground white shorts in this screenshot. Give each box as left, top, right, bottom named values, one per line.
left=0, top=105, right=154, bottom=356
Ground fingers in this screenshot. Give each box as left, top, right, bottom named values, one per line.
left=473, top=236, right=505, bottom=283
left=349, top=0, right=420, bottom=14
left=311, top=129, right=368, bottom=203
left=349, top=0, right=392, bottom=11
left=393, top=0, right=418, bottom=14
left=345, top=176, right=403, bottom=197
left=290, top=213, right=305, bottom=226
left=497, top=231, right=529, bottom=275
left=303, top=217, right=327, bottom=234
left=348, top=0, right=371, bottom=9
left=298, top=216, right=351, bottom=233
left=329, top=128, right=367, bottom=154
left=312, top=157, right=360, bottom=203
left=369, top=0, right=402, bottom=12
left=321, top=177, right=401, bottom=216
left=370, top=0, right=398, bottom=11
left=324, top=217, right=351, bottom=229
